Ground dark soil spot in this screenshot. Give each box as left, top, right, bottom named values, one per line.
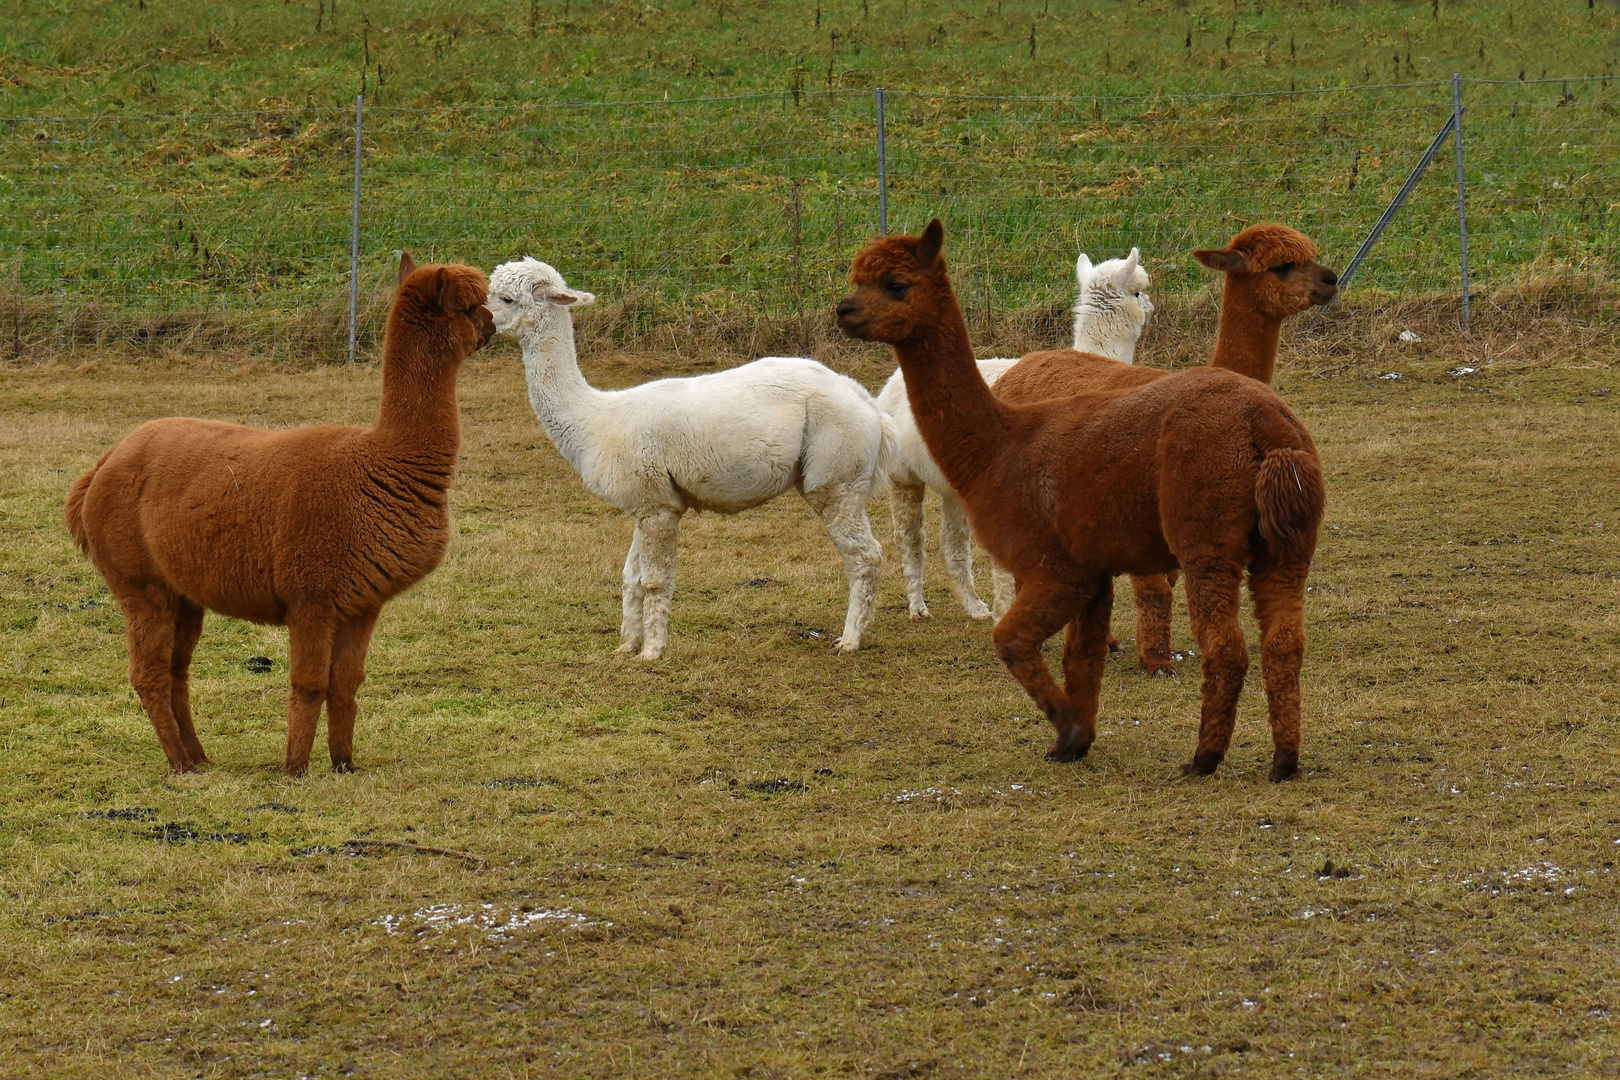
left=81, top=807, right=157, bottom=821
left=246, top=656, right=273, bottom=673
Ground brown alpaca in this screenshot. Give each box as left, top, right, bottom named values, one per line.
left=65, top=255, right=495, bottom=776
left=994, top=224, right=1338, bottom=675
left=837, top=221, right=1325, bottom=781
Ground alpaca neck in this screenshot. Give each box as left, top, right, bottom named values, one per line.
left=1074, top=321, right=1137, bottom=364
left=891, top=290, right=1012, bottom=499
left=515, top=310, right=607, bottom=472
left=1209, top=282, right=1281, bottom=383
left=375, top=341, right=462, bottom=463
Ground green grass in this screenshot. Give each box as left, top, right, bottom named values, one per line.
left=2, top=337, right=1618, bottom=1076
left=3, top=1, right=1619, bottom=357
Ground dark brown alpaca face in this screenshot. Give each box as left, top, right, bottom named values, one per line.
left=396, top=254, right=496, bottom=355
left=836, top=219, right=948, bottom=344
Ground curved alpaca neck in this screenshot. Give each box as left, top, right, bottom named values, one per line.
left=374, top=332, right=461, bottom=467
left=892, top=286, right=1012, bottom=500
left=1210, top=279, right=1281, bottom=383
left=515, top=309, right=607, bottom=473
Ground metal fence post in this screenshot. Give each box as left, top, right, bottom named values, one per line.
left=348, top=93, right=363, bottom=363
left=1452, top=73, right=1470, bottom=331
left=875, top=86, right=887, bottom=235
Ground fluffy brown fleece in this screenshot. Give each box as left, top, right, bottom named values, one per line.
left=66, top=255, right=496, bottom=776
left=837, top=221, right=1325, bottom=781
left=994, top=223, right=1338, bottom=675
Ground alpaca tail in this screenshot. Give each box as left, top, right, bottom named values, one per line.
left=1253, top=408, right=1326, bottom=562
left=65, top=451, right=110, bottom=557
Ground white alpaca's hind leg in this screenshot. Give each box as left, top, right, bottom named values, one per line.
left=634, top=508, right=681, bottom=660
left=940, top=492, right=992, bottom=619
left=890, top=481, right=931, bottom=620
left=990, top=562, right=1018, bottom=620
left=809, top=486, right=882, bottom=654
left=616, top=524, right=646, bottom=655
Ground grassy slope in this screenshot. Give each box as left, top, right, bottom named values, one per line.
left=2, top=1, right=1618, bottom=359
left=1, top=346, right=1617, bottom=1077
left=4, top=0, right=1615, bottom=110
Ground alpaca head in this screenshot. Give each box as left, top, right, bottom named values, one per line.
left=487, top=257, right=597, bottom=336
left=836, top=219, right=954, bottom=345
left=393, top=252, right=496, bottom=354
left=1193, top=224, right=1339, bottom=319
left=1074, top=247, right=1153, bottom=356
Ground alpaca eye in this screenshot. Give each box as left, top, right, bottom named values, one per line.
left=885, top=281, right=910, bottom=299
left=1270, top=263, right=1296, bottom=277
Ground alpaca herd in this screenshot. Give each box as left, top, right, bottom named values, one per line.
left=68, top=222, right=1339, bottom=783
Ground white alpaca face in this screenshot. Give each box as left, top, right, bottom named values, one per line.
left=1077, top=249, right=1153, bottom=333
left=487, top=257, right=595, bottom=334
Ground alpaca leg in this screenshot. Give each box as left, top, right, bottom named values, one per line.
left=1058, top=576, right=1114, bottom=758
left=168, top=599, right=209, bottom=767
left=616, top=524, right=647, bottom=655
left=1249, top=564, right=1309, bottom=783
left=890, top=481, right=931, bottom=620
left=634, top=509, right=681, bottom=660
left=810, top=486, right=883, bottom=654
left=1179, top=560, right=1249, bottom=777
left=940, top=493, right=992, bottom=619
left=991, top=578, right=1091, bottom=761
left=325, top=610, right=379, bottom=773
left=990, top=562, right=1018, bottom=620
left=119, top=590, right=195, bottom=773
left=1131, top=572, right=1178, bottom=676
left=284, top=611, right=336, bottom=776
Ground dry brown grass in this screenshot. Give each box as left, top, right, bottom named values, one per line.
left=1, top=334, right=1618, bottom=1077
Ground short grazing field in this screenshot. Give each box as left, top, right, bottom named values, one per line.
left=2, top=336, right=1618, bottom=1077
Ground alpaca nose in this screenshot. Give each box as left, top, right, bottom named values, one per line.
left=1321, top=269, right=1339, bottom=287
left=835, top=299, right=860, bottom=321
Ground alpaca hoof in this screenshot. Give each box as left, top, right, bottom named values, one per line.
left=636, top=646, right=664, bottom=661
left=1269, top=752, right=1301, bottom=783
left=615, top=640, right=642, bottom=656
left=908, top=604, right=931, bottom=622
left=1106, top=634, right=1122, bottom=654
left=1145, top=661, right=1178, bottom=678
left=832, top=637, right=860, bottom=655
left=1180, top=751, right=1223, bottom=778
left=332, top=760, right=356, bottom=774
left=284, top=761, right=311, bottom=778
left=962, top=599, right=992, bottom=620
left=1045, top=730, right=1092, bottom=763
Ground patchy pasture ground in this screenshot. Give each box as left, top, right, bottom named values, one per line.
left=1, top=339, right=1618, bottom=1077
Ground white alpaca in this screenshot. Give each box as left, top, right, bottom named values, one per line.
left=878, top=248, right=1152, bottom=620
left=488, top=257, right=897, bottom=659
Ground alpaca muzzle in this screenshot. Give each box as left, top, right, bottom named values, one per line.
left=834, top=298, right=869, bottom=339
left=472, top=306, right=497, bottom=349
left=1312, top=268, right=1340, bottom=306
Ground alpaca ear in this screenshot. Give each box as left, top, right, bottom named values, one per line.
left=1194, top=248, right=1250, bottom=273
left=916, top=219, right=945, bottom=268
left=435, top=267, right=463, bottom=311
left=1114, top=248, right=1140, bottom=292
left=535, top=282, right=596, bottom=307
left=398, top=251, right=417, bottom=286
left=1076, top=253, right=1093, bottom=286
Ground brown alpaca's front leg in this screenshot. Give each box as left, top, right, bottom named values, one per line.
left=1131, top=571, right=1179, bottom=677
left=120, top=591, right=198, bottom=773
left=1180, top=560, right=1249, bottom=777
left=991, top=578, right=1089, bottom=761
left=1059, top=577, right=1114, bottom=759
left=168, top=599, right=209, bottom=767
left=284, top=611, right=336, bottom=777
left=1249, top=564, right=1309, bottom=782
left=325, top=610, right=379, bottom=774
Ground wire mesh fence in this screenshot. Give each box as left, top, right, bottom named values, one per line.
left=2, top=75, right=1616, bottom=359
